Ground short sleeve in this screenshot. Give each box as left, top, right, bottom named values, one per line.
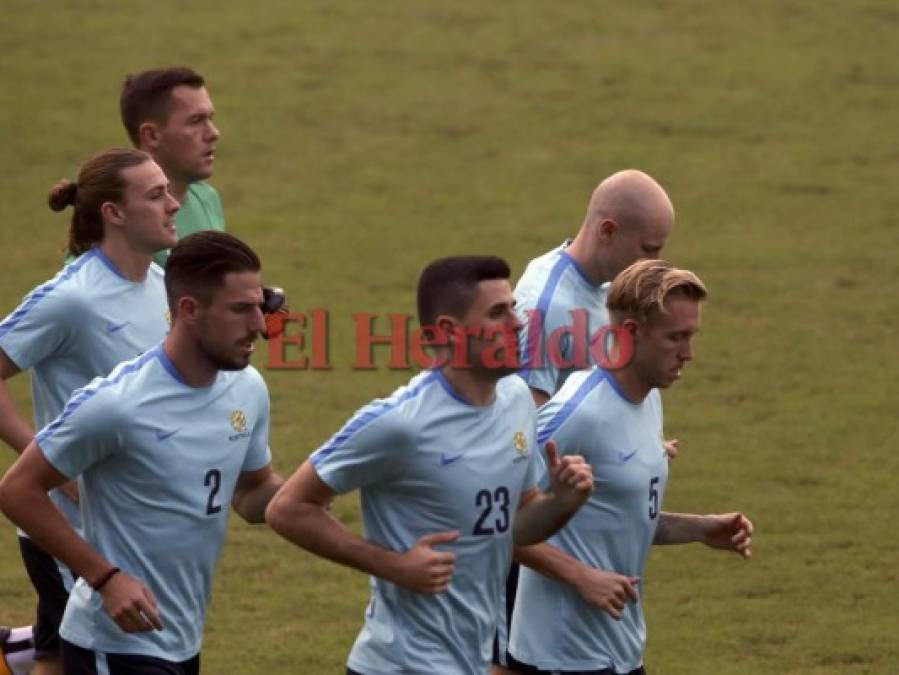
left=36, top=379, right=120, bottom=478
left=521, top=416, right=544, bottom=492
left=534, top=371, right=599, bottom=489
left=310, top=402, right=412, bottom=494
left=517, top=307, right=559, bottom=398
left=0, top=281, right=78, bottom=371
left=242, top=377, right=272, bottom=472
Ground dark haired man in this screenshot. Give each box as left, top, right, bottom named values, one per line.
left=0, top=232, right=283, bottom=674
left=266, top=255, right=594, bottom=675
left=121, top=67, right=224, bottom=265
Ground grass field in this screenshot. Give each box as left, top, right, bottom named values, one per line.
left=1, top=2, right=898, bottom=673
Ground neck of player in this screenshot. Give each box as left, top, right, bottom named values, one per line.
left=170, top=180, right=190, bottom=206
left=100, top=239, right=152, bottom=281
left=565, top=233, right=612, bottom=286
left=440, top=366, right=498, bottom=407
left=610, top=366, right=652, bottom=404
left=163, top=330, right=219, bottom=388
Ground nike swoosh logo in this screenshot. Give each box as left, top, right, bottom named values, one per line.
left=106, top=321, right=129, bottom=333
left=155, top=428, right=180, bottom=441
left=440, top=453, right=464, bottom=466
left=618, top=449, right=638, bottom=463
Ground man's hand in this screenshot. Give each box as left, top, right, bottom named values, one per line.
left=99, top=571, right=163, bottom=633
left=663, top=438, right=679, bottom=460
left=390, top=530, right=459, bottom=594
left=546, top=441, right=593, bottom=511
left=702, top=513, right=753, bottom=559
left=573, top=567, right=639, bottom=620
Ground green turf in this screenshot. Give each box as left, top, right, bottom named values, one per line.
left=1, top=1, right=897, bottom=673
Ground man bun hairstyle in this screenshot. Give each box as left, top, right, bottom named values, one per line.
left=417, top=255, right=511, bottom=328
left=607, top=259, right=707, bottom=323
left=50, top=148, right=152, bottom=257
left=165, top=231, right=261, bottom=316
left=48, top=180, right=78, bottom=212
left=120, top=66, right=206, bottom=146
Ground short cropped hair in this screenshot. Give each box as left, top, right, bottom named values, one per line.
left=120, top=67, right=206, bottom=146
left=417, top=256, right=511, bottom=327
left=607, top=259, right=707, bottom=323
left=165, top=231, right=260, bottom=316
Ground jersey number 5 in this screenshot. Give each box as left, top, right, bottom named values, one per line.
left=649, top=476, right=660, bottom=519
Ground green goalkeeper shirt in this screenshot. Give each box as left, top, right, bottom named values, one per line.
left=153, top=181, right=226, bottom=266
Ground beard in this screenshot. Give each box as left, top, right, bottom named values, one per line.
left=196, top=335, right=253, bottom=372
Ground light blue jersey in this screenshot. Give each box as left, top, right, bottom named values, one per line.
left=0, top=248, right=168, bottom=534
left=311, top=369, right=540, bottom=675
left=36, top=345, right=272, bottom=661
left=514, top=242, right=611, bottom=398
left=509, top=368, right=668, bottom=673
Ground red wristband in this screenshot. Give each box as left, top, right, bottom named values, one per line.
left=91, top=567, right=120, bottom=591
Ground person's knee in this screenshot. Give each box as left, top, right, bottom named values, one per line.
left=31, top=657, right=64, bottom=675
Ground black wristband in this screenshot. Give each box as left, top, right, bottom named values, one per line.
left=91, top=566, right=120, bottom=591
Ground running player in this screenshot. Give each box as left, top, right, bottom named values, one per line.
left=266, top=255, right=595, bottom=674
left=496, top=170, right=677, bottom=673
left=0, top=148, right=177, bottom=675
left=508, top=259, right=753, bottom=675
left=0, top=231, right=284, bottom=674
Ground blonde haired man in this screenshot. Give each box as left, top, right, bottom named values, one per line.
left=507, top=260, right=753, bottom=675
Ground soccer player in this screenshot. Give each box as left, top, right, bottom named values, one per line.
left=0, top=231, right=284, bottom=674
left=0, top=148, right=178, bottom=675
left=120, top=66, right=225, bottom=266
left=495, top=170, right=677, bottom=673
left=265, top=256, right=595, bottom=674
left=508, top=259, right=754, bottom=675
left=515, top=169, right=675, bottom=407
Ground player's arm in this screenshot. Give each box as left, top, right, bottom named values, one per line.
left=515, top=543, right=638, bottom=620
left=0, top=441, right=163, bottom=632
left=231, top=464, right=283, bottom=524
left=654, top=511, right=753, bottom=559
left=512, top=441, right=593, bottom=546
left=265, top=460, right=459, bottom=594
left=0, top=349, right=33, bottom=454
left=0, top=287, right=79, bottom=454
left=0, top=349, right=78, bottom=503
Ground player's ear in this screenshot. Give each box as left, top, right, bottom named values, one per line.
left=176, top=296, right=202, bottom=323
left=100, top=200, right=125, bottom=228
left=621, top=317, right=640, bottom=337
left=436, top=314, right=466, bottom=356
left=138, top=121, right=160, bottom=151
left=597, top=218, right=618, bottom=241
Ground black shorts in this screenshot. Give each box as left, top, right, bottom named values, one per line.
left=492, top=560, right=521, bottom=666
left=506, top=652, right=646, bottom=675
left=19, top=535, right=76, bottom=659
left=61, top=639, right=200, bottom=675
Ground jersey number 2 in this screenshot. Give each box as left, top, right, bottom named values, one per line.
left=205, top=469, right=222, bottom=515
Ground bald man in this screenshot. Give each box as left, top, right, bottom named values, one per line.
left=493, top=170, right=675, bottom=674
left=515, top=170, right=674, bottom=407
